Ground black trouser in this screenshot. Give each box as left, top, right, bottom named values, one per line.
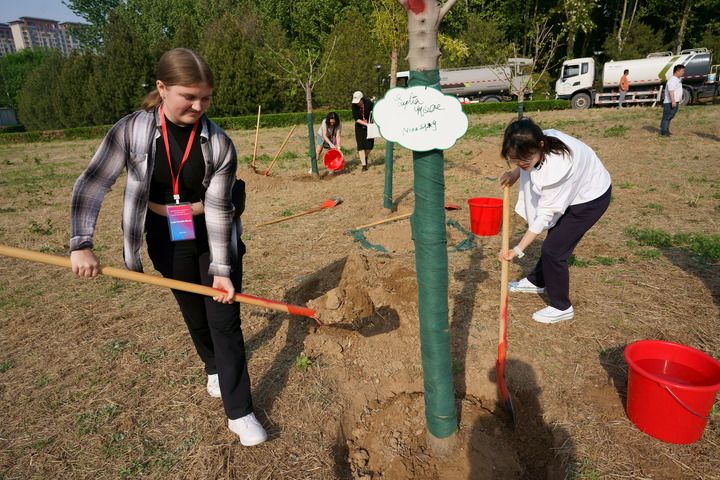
left=527, top=186, right=612, bottom=310
left=145, top=210, right=252, bottom=420
left=660, top=103, right=678, bottom=134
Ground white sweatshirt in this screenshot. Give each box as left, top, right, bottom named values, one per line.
left=515, top=129, right=612, bottom=234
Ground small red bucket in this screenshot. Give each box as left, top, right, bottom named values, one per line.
left=323, top=149, right=344, bottom=171
left=624, top=340, right=720, bottom=444
left=467, top=197, right=503, bottom=236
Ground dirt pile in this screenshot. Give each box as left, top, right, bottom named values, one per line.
left=292, top=253, right=529, bottom=479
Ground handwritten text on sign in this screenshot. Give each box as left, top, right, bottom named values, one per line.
left=372, top=86, right=468, bottom=152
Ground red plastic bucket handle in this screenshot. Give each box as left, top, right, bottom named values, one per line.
left=662, top=384, right=711, bottom=420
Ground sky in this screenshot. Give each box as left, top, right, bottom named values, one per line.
left=0, top=0, right=86, bottom=24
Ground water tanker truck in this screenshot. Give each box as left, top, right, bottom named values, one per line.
left=396, top=58, right=533, bottom=103
left=556, top=48, right=719, bottom=109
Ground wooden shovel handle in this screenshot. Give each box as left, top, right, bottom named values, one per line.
left=353, top=213, right=412, bottom=231
left=255, top=205, right=324, bottom=227
left=500, top=186, right=511, bottom=312
left=0, top=244, right=318, bottom=321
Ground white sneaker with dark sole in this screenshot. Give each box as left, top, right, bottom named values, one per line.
left=206, top=374, right=221, bottom=398
left=532, top=306, right=574, bottom=324
left=508, top=278, right=545, bottom=294
left=228, top=413, right=268, bottom=446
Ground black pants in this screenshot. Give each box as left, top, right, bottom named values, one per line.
left=527, top=187, right=612, bottom=310
left=660, top=103, right=678, bottom=134
left=145, top=210, right=252, bottom=420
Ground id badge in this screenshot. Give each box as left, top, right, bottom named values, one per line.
left=166, top=203, right=196, bottom=241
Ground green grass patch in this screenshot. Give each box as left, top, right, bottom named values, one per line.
left=617, top=182, right=637, bottom=189
left=602, top=125, right=628, bottom=137
left=76, top=403, right=120, bottom=435
left=135, top=348, right=168, bottom=364
left=642, top=203, right=663, bottom=214
left=465, top=122, right=505, bottom=139
left=294, top=353, right=313, bottom=371
left=625, top=226, right=720, bottom=261
left=0, top=359, right=14, bottom=373
left=568, top=255, right=592, bottom=268
left=104, top=339, right=129, bottom=360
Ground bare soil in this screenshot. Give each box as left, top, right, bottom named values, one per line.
left=0, top=105, right=719, bottom=479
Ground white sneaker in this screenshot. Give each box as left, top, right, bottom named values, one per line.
left=508, top=278, right=545, bottom=293
left=206, top=374, right=221, bottom=398
left=228, top=413, right=268, bottom=446
left=532, top=306, right=574, bottom=324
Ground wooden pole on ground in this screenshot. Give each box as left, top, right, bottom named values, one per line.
left=251, top=105, right=261, bottom=172
left=353, top=213, right=412, bottom=231
left=264, top=124, right=297, bottom=176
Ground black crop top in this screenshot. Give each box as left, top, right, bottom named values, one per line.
left=149, top=116, right=206, bottom=204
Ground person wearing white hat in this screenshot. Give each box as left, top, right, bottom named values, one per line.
left=351, top=91, right=374, bottom=171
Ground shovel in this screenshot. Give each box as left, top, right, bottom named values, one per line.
left=256, top=196, right=343, bottom=227
left=497, top=186, right=515, bottom=425
left=0, top=244, right=321, bottom=325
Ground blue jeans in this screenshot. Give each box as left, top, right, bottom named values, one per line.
left=660, top=103, right=678, bottom=134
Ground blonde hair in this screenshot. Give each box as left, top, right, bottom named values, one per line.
left=141, top=48, right=214, bottom=111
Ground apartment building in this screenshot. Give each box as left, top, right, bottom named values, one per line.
left=6, top=17, right=83, bottom=56
left=0, top=24, right=16, bottom=56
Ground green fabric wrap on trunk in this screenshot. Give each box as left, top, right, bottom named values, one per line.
left=409, top=69, right=458, bottom=439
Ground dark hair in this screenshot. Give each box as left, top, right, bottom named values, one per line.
left=623, top=69, right=629, bottom=74
left=673, top=64, right=686, bottom=74
left=325, top=111, right=340, bottom=127
left=141, top=48, right=214, bottom=111
left=501, top=117, right=572, bottom=163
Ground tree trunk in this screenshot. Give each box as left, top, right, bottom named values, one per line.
left=617, top=0, right=628, bottom=53
left=566, top=31, right=576, bottom=58
left=305, top=84, right=318, bottom=175
left=401, top=0, right=459, bottom=456
left=674, top=0, right=694, bottom=54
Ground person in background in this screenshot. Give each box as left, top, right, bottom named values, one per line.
left=498, top=117, right=612, bottom=324
left=659, top=64, right=686, bottom=136
left=618, top=69, right=629, bottom=108
left=69, top=48, right=267, bottom=446
left=351, top=91, right=374, bottom=171
left=315, top=111, right=342, bottom=170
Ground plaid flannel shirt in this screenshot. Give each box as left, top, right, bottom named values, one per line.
left=70, top=108, right=237, bottom=277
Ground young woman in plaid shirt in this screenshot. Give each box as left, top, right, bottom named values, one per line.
left=69, top=48, right=267, bottom=446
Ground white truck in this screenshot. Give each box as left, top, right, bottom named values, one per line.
left=396, top=58, right=533, bottom=103
left=556, top=48, right=719, bottom=109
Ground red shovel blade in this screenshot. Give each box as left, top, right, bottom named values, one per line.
left=320, top=197, right=343, bottom=208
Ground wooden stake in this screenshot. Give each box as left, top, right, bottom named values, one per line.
left=263, top=124, right=297, bottom=176
left=0, top=244, right=319, bottom=322
left=353, top=213, right=412, bottom=231
left=250, top=105, right=261, bottom=172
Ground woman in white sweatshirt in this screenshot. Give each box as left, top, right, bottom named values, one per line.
left=499, top=118, right=612, bottom=324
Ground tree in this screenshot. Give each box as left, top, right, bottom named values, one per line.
left=17, top=52, right=64, bottom=130
left=202, top=9, right=294, bottom=116
left=315, top=7, right=385, bottom=108
left=64, top=0, right=122, bottom=49
left=562, top=0, right=598, bottom=57
left=55, top=52, right=97, bottom=128
left=90, top=9, right=153, bottom=125
left=602, top=22, right=667, bottom=60
left=396, top=0, right=459, bottom=456
left=0, top=49, right=53, bottom=110
left=263, top=31, right=337, bottom=175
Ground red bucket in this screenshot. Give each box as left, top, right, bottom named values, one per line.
left=624, top=340, right=720, bottom=444
left=323, top=149, right=344, bottom=171
left=467, top=197, right=503, bottom=236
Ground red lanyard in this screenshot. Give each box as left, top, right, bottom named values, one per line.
left=159, top=106, right=199, bottom=204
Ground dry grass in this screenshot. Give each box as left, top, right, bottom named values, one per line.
left=1, top=105, right=719, bottom=479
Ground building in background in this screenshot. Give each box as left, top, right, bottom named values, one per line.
left=0, top=24, right=16, bottom=56
left=5, top=17, right=84, bottom=56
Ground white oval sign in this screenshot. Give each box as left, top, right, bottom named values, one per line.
left=372, top=86, right=468, bottom=152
